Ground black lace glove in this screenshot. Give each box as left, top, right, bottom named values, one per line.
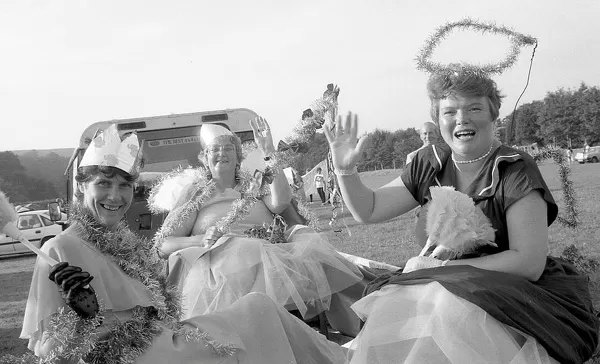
left=48, top=262, right=99, bottom=319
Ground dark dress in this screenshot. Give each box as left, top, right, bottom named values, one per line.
left=362, top=144, right=599, bottom=364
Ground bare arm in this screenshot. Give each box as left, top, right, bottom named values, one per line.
left=325, top=112, right=419, bottom=223
left=249, top=116, right=292, bottom=214
left=157, top=207, right=203, bottom=258
left=337, top=174, right=419, bottom=223
left=262, top=166, right=293, bottom=214
left=446, top=190, right=548, bottom=281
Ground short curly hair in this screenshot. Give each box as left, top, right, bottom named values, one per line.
left=427, top=72, right=504, bottom=124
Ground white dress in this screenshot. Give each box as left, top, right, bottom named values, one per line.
left=347, top=282, right=559, bottom=364
left=167, top=188, right=364, bottom=321
left=21, top=230, right=346, bottom=363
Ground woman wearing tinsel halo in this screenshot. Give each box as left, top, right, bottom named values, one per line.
left=20, top=124, right=346, bottom=364
left=152, top=117, right=363, bottom=332
left=324, top=21, right=599, bottom=364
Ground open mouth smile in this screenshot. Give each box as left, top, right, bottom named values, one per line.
left=454, top=130, right=476, bottom=140
left=100, top=203, right=121, bottom=212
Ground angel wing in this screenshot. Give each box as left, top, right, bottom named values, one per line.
left=147, top=168, right=208, bottom=214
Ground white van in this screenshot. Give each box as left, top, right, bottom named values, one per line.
left=63, top=109, right=259, bottom=239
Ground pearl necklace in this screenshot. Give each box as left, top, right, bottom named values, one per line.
left=452, top=143, right=494, bottom=164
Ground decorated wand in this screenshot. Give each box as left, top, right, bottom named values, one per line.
left=0, top=190, right=99, bottom=318
left=0, top=191, right=59, bottom=266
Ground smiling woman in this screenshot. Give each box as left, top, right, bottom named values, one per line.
left=76, top=166, right=135, bottom=231
left=324, top=70, right=599, bottom=364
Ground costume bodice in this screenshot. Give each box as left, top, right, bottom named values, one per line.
left=191, top=188, right=275, bottom=236
left=402, top=144, right=558, bottom=255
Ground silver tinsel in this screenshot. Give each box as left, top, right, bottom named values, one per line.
left=416, top=18, right=537, bottom=76
left=531, top=147, right=579, bottom=228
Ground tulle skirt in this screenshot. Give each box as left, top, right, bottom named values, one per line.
left=136, top=292, right=346, bottom=364
left=167, top=226, right=363, bottom=320
left=347, top=282, right=559, bottom=364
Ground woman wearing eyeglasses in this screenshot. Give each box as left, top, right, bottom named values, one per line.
left=155, top=117, right=363, bottom=335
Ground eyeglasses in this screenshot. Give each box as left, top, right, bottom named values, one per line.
left=207, top=145, right=236, bottom=154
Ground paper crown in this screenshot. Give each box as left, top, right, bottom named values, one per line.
left=79, top=124, right=140, bottom=174
left=200, top=124, right=234, bottom=149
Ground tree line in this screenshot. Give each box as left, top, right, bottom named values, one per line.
left=0, top=151, right=69, bottom=203
left=288, top=128, right=426, bottom=174
left=502, top=82, right=600, bottom=148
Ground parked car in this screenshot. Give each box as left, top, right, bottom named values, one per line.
left=574, top=146, right=600, bottom=164
left=0, top=210, right=63, bottom=257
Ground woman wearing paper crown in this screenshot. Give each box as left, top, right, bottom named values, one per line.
left=20, top=124, right=346, bottom=364
left=324, top=22, right=599, bottom=364
left=151, top=118, right=363, bottom=332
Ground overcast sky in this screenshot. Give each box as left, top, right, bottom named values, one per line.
left=1, top=0, right=598, bottom=151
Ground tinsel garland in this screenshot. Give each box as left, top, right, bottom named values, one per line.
left=416, top=18, right=537, bottom=76
left=151, top=85, right=336, bottom=245
left=42, top=306, right=105, bottom=363
left=531, top=147, right=579, bottom=228
left=40, top=204, right=237, bottom=363
left=152, top=168, right=218, bottom=244
left=273, top=84, right=339, bottom=160
left=153, top=168, right=271, bottom=245
left=153, top=166, right=319, bottom=246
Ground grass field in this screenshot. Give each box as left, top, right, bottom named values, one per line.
left=1, top=162, right=599, bottom=361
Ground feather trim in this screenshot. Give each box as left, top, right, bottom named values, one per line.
left=426, top=186, right=496, bottom=260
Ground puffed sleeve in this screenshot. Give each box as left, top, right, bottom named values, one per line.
left=401, top=145, right=446, bottom=205
left=499, top=157, right=558, bottom=226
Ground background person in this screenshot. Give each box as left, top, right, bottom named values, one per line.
left=566, top=147, right=573, bottom=165
left=405, top=121, right=439, bottom=165
left=314, top=167, right=327, bottom=204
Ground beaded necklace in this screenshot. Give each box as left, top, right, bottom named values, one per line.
left=452, top=143, right=494, bottom=164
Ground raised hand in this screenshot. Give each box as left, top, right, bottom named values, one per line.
left=323, top=112, right=369, bottom=171
left=249, top=117, right=276, bottom=156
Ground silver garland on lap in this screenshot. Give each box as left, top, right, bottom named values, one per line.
left=39, top=203, right=237, bottom=364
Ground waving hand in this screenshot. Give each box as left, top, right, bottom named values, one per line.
left=323, top=112, right=369, bottom=171
left=249, top=116, right=276, bottom=156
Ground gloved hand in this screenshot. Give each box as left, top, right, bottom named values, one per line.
left=402, top=256, right=448, bottom=274
left=49, top=262, right=99, bottom=319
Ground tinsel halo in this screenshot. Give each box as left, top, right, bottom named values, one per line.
left=416, top=18, right=537, bottom=76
